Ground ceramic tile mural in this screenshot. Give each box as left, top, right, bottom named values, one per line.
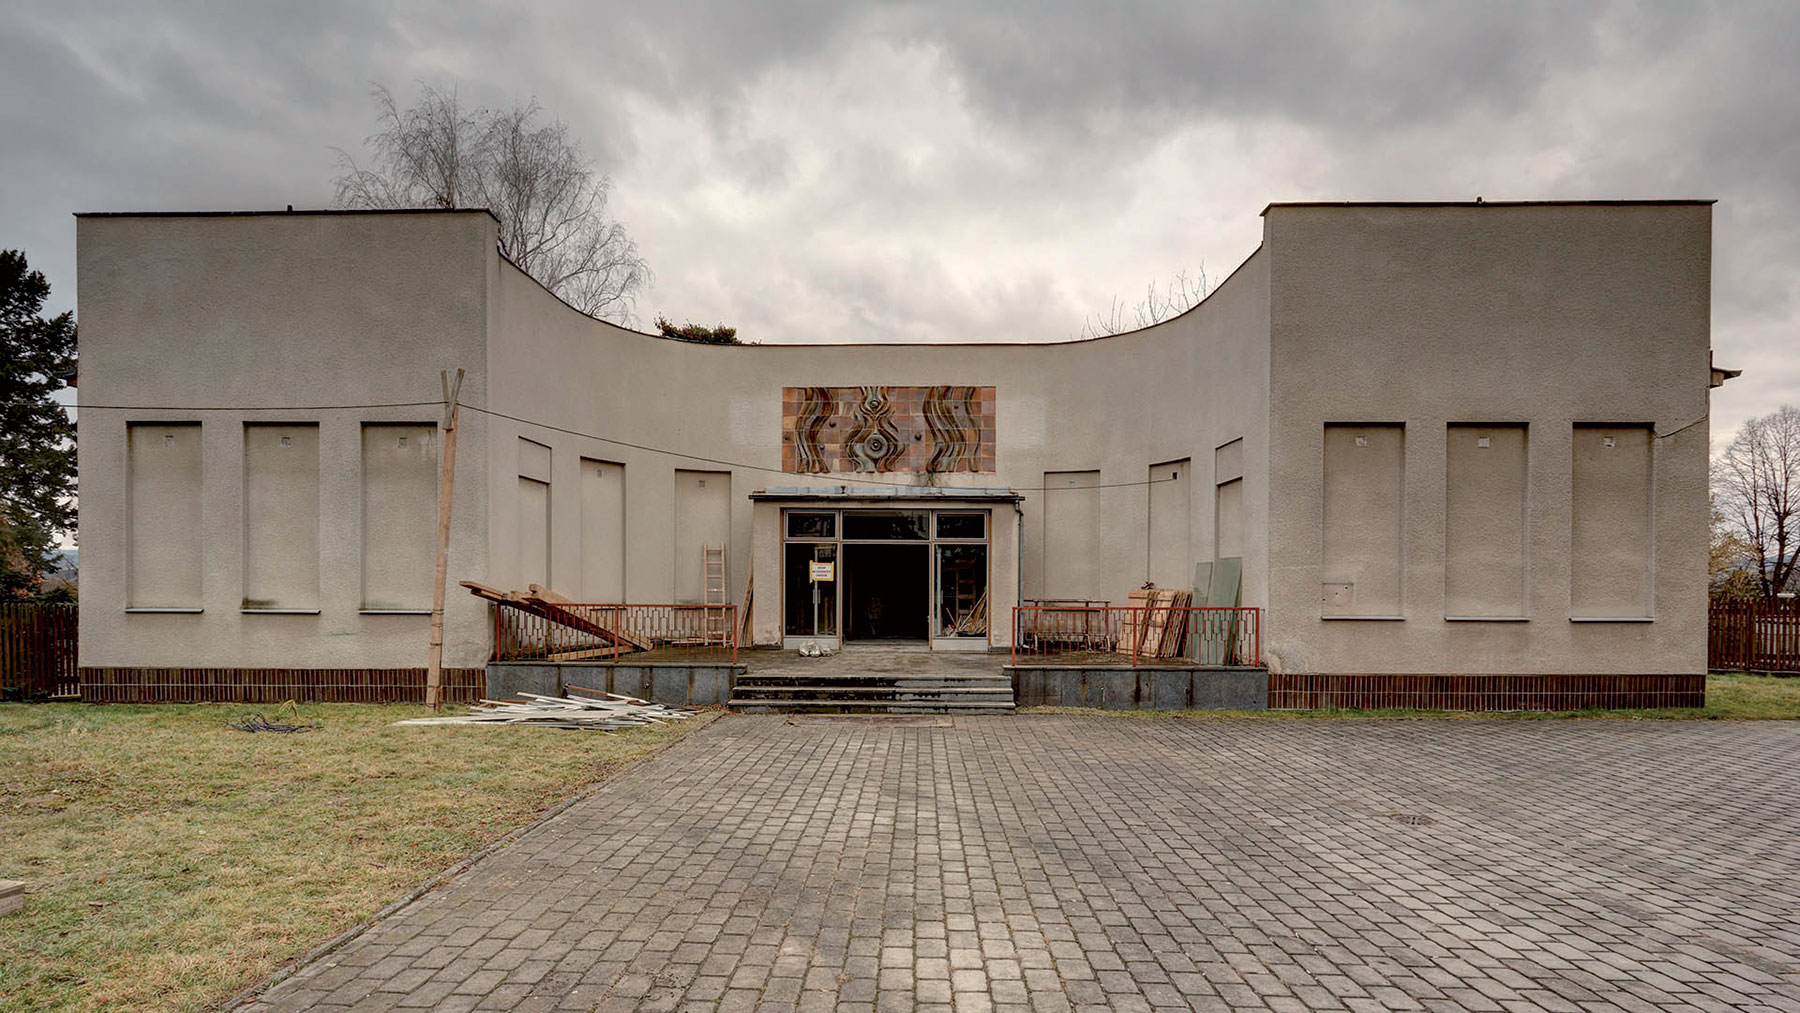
left=781, top=386, right=996, bottom=474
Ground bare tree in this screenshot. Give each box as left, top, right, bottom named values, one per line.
left=334, top=84, right=650, bottom=324
left=1080, top=267, right=1210, bottom=339
left=1714, top=404, right=1800, bottom=598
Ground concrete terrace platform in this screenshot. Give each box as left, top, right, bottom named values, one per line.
left=243, top=715, right=1800, bottom=1012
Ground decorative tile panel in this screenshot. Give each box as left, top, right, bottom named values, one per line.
left=782, top=386, right=996, bottom=474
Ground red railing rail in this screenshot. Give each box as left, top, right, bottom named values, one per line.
left=493, top=602, right=738, bottom=665
left=1, top=602, right=79, bottom=699
left=1011, top=604, right=1261, bottom=668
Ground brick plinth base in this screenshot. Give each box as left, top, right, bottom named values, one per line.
left=78, top=667, right=486, bottom=704
left=1267, top=673, right=1705, bottom=711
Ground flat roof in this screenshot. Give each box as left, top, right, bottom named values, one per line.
left=74, top=207, right=501, bottom=221
left=1260, top=199, right=1715, bottom=216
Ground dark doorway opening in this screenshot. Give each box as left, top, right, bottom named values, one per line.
left=843, top=543, right=928, bottom=641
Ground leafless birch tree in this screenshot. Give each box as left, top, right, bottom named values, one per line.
left=334, top=84, right=650, bottom=324
left=1714, top=404, right=1800, bottom=598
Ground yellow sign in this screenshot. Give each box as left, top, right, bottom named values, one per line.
left=808, top=561, right=836, bottom=582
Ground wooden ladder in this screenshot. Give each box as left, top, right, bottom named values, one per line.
left=702, top=545, right=729, bottom=645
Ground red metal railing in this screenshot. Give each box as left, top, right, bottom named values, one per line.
left=1011, top=604, right=1260, bottom=668
left=494, top=603, right=738, bottom=665
left=0, top=602, right=79, bottom=699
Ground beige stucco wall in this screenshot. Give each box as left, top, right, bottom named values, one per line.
left=482, top=247, right=1273, bottom=648
left=77, top=211, right=496, bottom=670
left=75, top=200, right=1712, bottom=677
left=1261, top=203, right=1712, bottom=675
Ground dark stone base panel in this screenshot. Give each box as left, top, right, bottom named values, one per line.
left=78, top=667, right=486, bottom=704
left=1267, top=673, right=1706, bottom=711
left=486, top=662, right=742, bottom=707
left=1007, top=666, right=1267, bottom=710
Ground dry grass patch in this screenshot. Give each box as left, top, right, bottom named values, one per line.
left=1022, top=672, right=1800, bottom=721
left=0, top=702, right=713, bottom=1011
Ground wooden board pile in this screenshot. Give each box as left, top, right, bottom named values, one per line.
left=1118, top=588, right=1193, bottom=659
left=392, top=689, right=694, bottom=731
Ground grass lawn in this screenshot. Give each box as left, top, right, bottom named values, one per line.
left=1023, top=671, right=1800, bottom=720
left=0, top=702, right=715, bottom=1012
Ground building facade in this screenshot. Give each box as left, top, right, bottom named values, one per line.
left=75, top=200, right=1716, bottom=705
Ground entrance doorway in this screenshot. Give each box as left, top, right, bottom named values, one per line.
left=844, top=543, right=929, bottom=641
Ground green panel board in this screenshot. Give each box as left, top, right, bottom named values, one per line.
left=1200, top=557, right=1243, bottom=665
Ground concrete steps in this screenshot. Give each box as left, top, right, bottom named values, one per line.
left=729, top=664, right=1015, bottom=714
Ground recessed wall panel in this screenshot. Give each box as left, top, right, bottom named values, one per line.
left=1043, top=471, right=1100, bottom=599
left=1215, top=479, right=1244, bottom=560
left=1322, top=424, right=1405, bottom=617
left=580, top=458, right=625, bottom=601
left=1148, top=459, right=1191, bottom=589
left=1571, top=425, right=1653, bottom=618
left=127, top=422, right=203, bottom=608
left=674, top=470, right=730, bottom=604
left=361, top=423, right=437, bottom=610
left=518, top=477, right=551, bottom=591
left=1444, top=425, right=1528, bottom=617
left=243, top=423, right=319, bottom=609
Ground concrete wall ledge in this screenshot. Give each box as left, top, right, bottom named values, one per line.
left=487, top=662, right=744, bottom=707
left=1007, top=666, right=1268, bottom=710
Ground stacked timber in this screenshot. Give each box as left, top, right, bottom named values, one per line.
left=1117, top=588, right=1192, bottom=659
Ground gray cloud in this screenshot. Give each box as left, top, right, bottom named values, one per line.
left=3, top=0, right=1796, bottom=447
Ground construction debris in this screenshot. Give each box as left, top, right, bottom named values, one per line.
left=228, top=700, right=322, bottom=733
left=391, top=688, right=694, bottom=731
left=0, top=880, right=24, bottom=917
left=228, top=713, right=322, bottom=733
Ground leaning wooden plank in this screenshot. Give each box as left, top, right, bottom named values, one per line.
left=547, top=645, right=639, bottom=662
left=521, top=595, right=656, bottom=652
left=460, top=580, right=527, bottom=604
left=528, top=586, right=656, bottom=650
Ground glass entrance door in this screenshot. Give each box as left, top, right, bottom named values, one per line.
left=780, top=507, right=991, bottom=648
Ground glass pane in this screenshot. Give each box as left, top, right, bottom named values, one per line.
left=936, top=544, right=988, bottom=638
left=935, top=512, right=986, bottom=539
left=784, top=542, right=838, bottom=636
left=842, top=510, right=929, bottom=540
left=786, top=511, right=836, bottom=539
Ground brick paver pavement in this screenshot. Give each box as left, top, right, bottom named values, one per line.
left=242, top=715, right=1800, bottom=1012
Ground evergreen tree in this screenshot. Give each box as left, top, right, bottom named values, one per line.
left=0, top=250, right=77, bottom=597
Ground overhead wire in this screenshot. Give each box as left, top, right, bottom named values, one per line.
left=69, top=398, right=1182, bottom=491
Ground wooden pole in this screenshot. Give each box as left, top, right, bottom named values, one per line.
left=426, top=368, right=465, bottom=711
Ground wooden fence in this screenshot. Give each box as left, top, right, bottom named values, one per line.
left=1709, top=599, right=1800, bottom=672
left=1, top=602, right=79, bottom=699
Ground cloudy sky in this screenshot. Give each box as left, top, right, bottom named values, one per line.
left=3, top=1, right=1794, bottom=449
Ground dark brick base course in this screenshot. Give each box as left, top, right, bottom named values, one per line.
left=1267, top=672, right=1705, bottom=711
left=79, top=667, right=486, bottom=704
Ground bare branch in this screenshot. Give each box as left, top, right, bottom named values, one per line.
left=1080, top=266, right=1213, bottom=338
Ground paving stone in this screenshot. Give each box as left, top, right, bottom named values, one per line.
left=240, top=715, right=1800, bottom=1012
